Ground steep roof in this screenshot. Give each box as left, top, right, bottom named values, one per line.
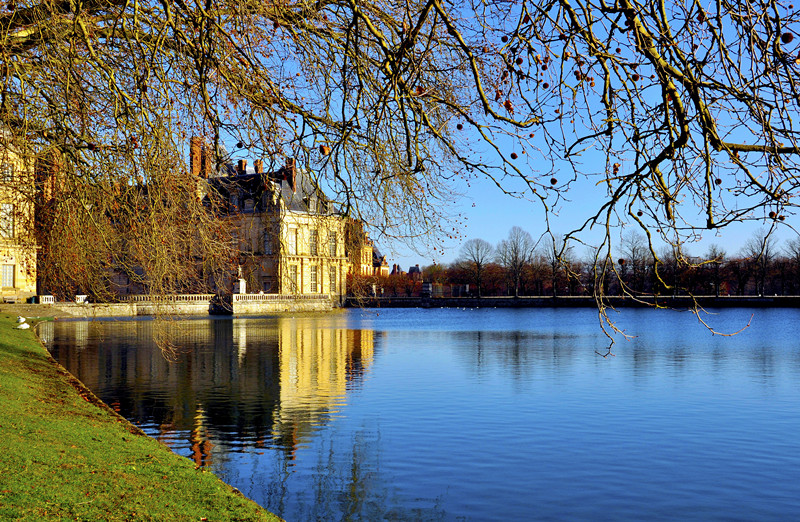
left=204, top=164, right=336, bottom=215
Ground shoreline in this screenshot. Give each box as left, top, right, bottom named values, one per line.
left=345, top=295, right=800, bottom=308
left=1, top=295, right=797, bottom=324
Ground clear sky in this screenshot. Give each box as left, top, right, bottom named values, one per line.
left=377, top=164, right=797, bottom=272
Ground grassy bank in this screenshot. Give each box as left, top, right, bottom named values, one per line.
left=0, top=313, right=279, bottom=521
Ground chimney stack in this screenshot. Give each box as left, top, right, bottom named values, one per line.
left=190, top=137, right=202, bottom=177
left=201, top=144, right=212, bottom=178
left=286, top=157, right=296, bottom=193
left=254, top=159, right=263, bottom=174
left=237, top=159, right=247, bottom=175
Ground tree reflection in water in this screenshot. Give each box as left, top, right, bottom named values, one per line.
left=43, top=316, right=375, bottom=466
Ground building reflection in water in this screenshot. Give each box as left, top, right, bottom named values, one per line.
left=42, top=316, right=375, bottom=467
left=273, top=320, right=373, bottom=459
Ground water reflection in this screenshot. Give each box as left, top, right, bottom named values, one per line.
left=43, top=316, right=375, bottom=467
left=40, top=309, right=800, bottom=521
left=274, top=320, right=374, bottom=459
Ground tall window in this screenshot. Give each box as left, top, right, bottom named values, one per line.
left=0, top=163, right=12, bottom=182
left=310, top=266, right=318, bottom=293
left=287, top=228, right=297, bottom=255
left=289, top=265, right=298, bottom=293
left=0, top=204, right=14, bottom=238
left=329, top=266, right=337, bottom=294
left=1, top=265, right=13, bottom=288
left=329, top=232, right=337, bottom=257
left=264, top=234, right=273, bottom=255
left=309, top=229, right=318, bottom=256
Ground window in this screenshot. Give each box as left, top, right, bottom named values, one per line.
left=329, top=232, right=337, bottom=257
left=289, top=265, right=298, bottom=293
left=264, top=234, right=273, bottom=255
left=230, top=228, right=239, bottom=249
left=309, top=229, right=318, bottom=256
left=243, top=198, right=254, bottom=211
left=329, top=266, right=337, bottom=294
left=262, top=277, right=273, bottom=293
left=1, top=265, right=13, bottom=288
left=310, top=266, right=318, bottom=293
left=287, top=228, right=297, bottom=255
left=0, top=163, right=12, bottom=182
left=0, top=204, right=14, bottom=238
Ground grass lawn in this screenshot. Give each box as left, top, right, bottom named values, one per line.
left=0, top=314, right=280, bottom=521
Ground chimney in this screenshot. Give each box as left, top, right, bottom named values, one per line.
left=254, top=159, right=263, bottom=174
left=201, top=145, right=212, bottom=178
left=35, top=151, right=60, bottom=204
left=190, top=137, right=202, bottom=177
left=237, top=159, right=247, bottom=175
left=286, top=157, right=296, bottom=193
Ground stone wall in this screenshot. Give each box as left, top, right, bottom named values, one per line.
left=51, top=301, right=210, bottom=317
left=47, top=294, right=334, bottom=318
left=231, top=294, right=333, bottom=314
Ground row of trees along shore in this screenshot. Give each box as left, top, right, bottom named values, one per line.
left=355, top=227, right=800, bottom=299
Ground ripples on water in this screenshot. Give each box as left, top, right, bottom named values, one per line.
left=42, top=308, right=800, bottom=520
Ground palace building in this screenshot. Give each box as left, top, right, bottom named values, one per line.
left=195, top=139, right=352, bottom=302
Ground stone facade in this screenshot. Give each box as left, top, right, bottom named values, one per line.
left=200, top=148, right=352, bottom=304
left=0, top=141, right=36, bottom=300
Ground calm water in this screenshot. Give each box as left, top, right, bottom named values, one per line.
left=42, top=308, right=800, bottom=521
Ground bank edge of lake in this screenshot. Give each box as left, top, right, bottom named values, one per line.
left=346, top=295, right=800, bottom=308
left=0, top=313, right=281, bottom=522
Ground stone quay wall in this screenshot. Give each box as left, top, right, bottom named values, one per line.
left=230, top=294, right=334, bottom=314
left=45, top=294, right=335, bottom=318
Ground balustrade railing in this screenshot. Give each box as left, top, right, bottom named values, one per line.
left=120, top=294, right=216, bottom=303
left=38, top=293, right=330, bottom=305
left=232, top=293, right=330, bottom=302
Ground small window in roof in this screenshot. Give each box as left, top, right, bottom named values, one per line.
left=0, top=163, right=12, bottom=183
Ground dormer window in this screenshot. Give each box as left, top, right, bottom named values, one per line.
left=0, top=204, right=13, bottom=238
left=244, top=198, right=254, bottom=211
left=0, top=163, right=12, bottom=182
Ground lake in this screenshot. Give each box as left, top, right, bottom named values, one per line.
left=41, top=307, right=800, bottom=520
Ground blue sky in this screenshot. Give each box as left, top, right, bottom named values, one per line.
left=379, top=166, right=797, bottom=272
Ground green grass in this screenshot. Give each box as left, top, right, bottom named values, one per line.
left=0, top=315, right=280, bottom=521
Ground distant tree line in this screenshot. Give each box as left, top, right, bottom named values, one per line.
left=354, top=228, right=800, bottom=299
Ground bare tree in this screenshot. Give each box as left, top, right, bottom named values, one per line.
left=620, top=231, right=647, bottom=295
left=785, top=238, right=800, bottom=293
left=742, top=230, right=778, bottom=297
left=705, top=245, right=726, bottom=297
left=496, top=226, right=535, bottom=297
left=458, top=238, right=494, bottom=297
left=543, top=234, right=574, bottom=297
